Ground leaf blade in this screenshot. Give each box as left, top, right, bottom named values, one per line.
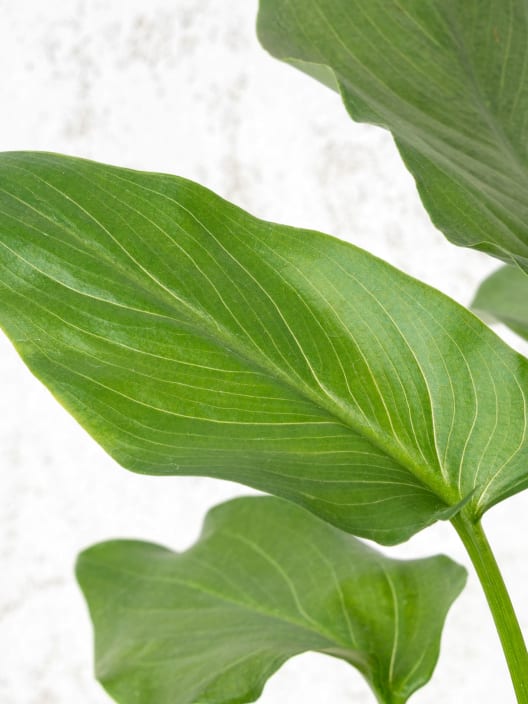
left=472, top=264, right=528, bottom=342
left=76, top=496, right=467, bottom=704
left=257, top=0, right=528, bottom=270
left=1, top=152, right=528, bottom=541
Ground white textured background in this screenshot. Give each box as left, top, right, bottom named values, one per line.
left=1, top=2, right=527, bottom=703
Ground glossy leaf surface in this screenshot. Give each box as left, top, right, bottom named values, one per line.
left=76, top=496, right=466, bottom=704
left=472, top=265, right=528, bottom=341
left=257, top=0, right=528, bottom=270
left=1, top=153, right=528, bottom=544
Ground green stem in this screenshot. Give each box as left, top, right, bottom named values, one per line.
left=452, top=514, right=528, bottom=703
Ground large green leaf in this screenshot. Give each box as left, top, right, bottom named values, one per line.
left=257, top=0, right=528, bottom=270
left=76, top=496, right=466, bottom=704
left=472, top=264, right=528, bottom=341
left=1, top=152, right=528, bottom=544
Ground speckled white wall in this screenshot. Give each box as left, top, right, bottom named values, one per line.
left=1, top=2, right=527, bottom=703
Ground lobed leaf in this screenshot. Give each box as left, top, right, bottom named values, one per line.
left=257, top=0, right=528, bottom=270
left=1, top=153, right=528, bottom=544
left=472, top=264, right=528, bottom=341
left=76, top=496, right=466, bottom=704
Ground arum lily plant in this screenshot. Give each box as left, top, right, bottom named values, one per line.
left=1, top=1, right=528, bottom=702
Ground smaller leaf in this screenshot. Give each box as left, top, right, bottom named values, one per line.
left=77, top=497, right=466, bottom=704
left=472, top=265, right=528, bottom=342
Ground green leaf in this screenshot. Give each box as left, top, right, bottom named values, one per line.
left=76, top=496, right=466, bottom=704
left=472, top=264, right=528, bottom=341
left=257, top=0, right=528, bottom=270
left=1, top=152, right=528, bottom=544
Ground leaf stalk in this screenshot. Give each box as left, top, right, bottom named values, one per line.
left=452, top=514, right=528, bottom=703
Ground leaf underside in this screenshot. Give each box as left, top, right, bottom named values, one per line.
left=76, top=496, right=466, bottom=704
left=257, top=0, right=528, bottom=271
left=1, top=153, right=528, bottom=544
left=472, top=264, right=528, bottom=342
